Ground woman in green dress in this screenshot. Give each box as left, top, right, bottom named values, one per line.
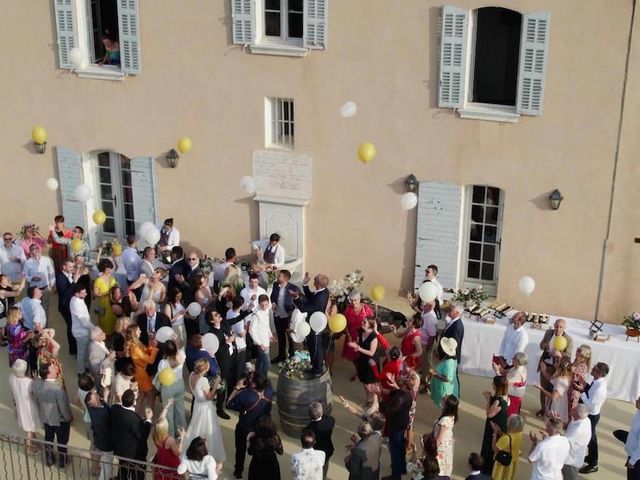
left=428, top=337, right=459, bottom=408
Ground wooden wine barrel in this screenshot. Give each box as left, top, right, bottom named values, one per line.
left=277, top=370, right=333, bottom=437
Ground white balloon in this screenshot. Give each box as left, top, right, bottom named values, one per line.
left=187, top=302, right=202, bottom=317
left=240, top=176, right=256, bottom=194
left=74, top=184, right=92, bottom=202
left=309, top=311, right=328, bottom=333
left=202, top=333, right=220, bottom=355
left=340, top=101, right=357, bottom=118
left=145, top=227, right=161, bottom=245
left=69, top=47, right=84, bottom=69
left=401, top=192, right=418, bottom=210
left=45, top=178, right=59, bottom=191
left=155, top=326, right=175, bottom=343
left=418, top=282, right=439, bottom=302
left=296, top=321, right=311, bottom=338
left=518, top=275, right=536, bottom=296
left=139, top=221, right=155, bottom=238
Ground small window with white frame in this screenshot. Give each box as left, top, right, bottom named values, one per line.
left=53, top=0, right=142, bottom=80
left=231, top=0, right=327, bottom=57
left=438, top=5, right=550, bottom=122
left=265, top=98, right=295, bottom=149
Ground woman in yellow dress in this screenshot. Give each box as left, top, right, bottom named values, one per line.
left=93, top=258, right=117, bottom=335
left=491, top=414, right=524, bottom=480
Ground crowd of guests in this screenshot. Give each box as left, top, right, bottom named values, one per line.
left=0, top=218, right=638, bottom=480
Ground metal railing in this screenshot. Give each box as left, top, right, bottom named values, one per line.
left=0, top=431, right=181, bottom=479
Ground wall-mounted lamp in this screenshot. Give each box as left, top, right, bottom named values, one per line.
left=32, top=126, right=47, bottom=154
left=548, top=189, right=563, bottom=210
left=404, top=174, right=418, bottom=193
left=166, top=148, right=180, bottom=168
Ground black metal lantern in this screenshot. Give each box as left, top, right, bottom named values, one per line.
left=549, top=189, right=563, bottom=210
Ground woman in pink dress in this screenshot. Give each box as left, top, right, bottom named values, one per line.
left=341, top=290, right=374, bottom=381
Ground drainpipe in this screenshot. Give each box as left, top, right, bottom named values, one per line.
left=594, top=0, right=636, bottom=321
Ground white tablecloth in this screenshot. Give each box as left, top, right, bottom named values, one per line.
left=459, top=312, right=640, bottom=402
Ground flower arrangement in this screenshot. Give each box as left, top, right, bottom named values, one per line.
left=328, top=270, right=369, bottom=312
left=624, top=312, right=640, bottom=330
left=18, top=223, right=41, bottom=239
left=279, top=351, right=311, bottom=380
left=451, top=285, right=488, bottom=305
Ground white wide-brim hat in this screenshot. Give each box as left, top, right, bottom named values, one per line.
left=440, top=337, right=458, bottom=357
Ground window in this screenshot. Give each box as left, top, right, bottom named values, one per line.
left=54, top=0, right=141, bottom=79
left=231, top=0, right=327, bottom=56
left=266, top=98, right=295, bottom=149
left=97, top=152, right=136, bottom=237
left=438, top=5, right=550, bottom=121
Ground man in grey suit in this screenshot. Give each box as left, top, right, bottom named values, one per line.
left=345, top=421, right=383, bottom=480
left=32, top=362, right=73, bottom=467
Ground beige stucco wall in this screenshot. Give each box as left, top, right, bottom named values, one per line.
left=0, top=0, right=636, bottom=322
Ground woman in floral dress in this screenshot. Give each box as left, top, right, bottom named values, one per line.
left=6, top=306, right=32, bottom=367
left=570, top=345, right=591, bottom=411
left=433, top=394, right=458, bottom=476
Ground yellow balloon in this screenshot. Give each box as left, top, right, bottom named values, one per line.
left=177, top=137, right=192, bottom=154
left=358, top=142, right=376, bottom=164
left=112, top=241, right=122, bottom=257
left=158, top=367, right=176, bottom=386
left=70, top=238, right=83, bottom=252
left=370, top=285, right=386, bottom=303
left=553, top=335, right=568, bottom=351
left=92, top=210, right=106, bottom=225
left=329, top=313, right=347, bottom=333
left=32, top=126, right=47, bottom=144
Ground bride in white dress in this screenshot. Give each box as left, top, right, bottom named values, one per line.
left=183, top=358, right=226, bottom=463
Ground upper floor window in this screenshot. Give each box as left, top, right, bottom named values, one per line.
left=266, top=98, right=295, bottom=149
left=231, top=0, right=327, bottom=57
left=438, top=5, right=550, bottom=122
left=54, top=0, right=141, bottom=80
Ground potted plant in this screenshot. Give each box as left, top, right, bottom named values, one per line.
left=624, top=312, right=640, bottom=342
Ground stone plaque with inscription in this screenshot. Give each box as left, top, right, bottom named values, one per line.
left=253, top=150, right=312, bottom=201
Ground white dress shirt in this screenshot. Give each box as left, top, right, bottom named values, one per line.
left=264, top=243, right=285, bottom=268
left=158, top=225, right=180, bottom=248
left=432, top=278, right=444, bottom=302
left=0, top=243, right=26, bottom=282
left=564, top=417, right=592, bottom=468
left=227, top=310, right=247, bottom=350
left=291, top=448, right=326, bottom=480
left=240, top=286, right=267, bottom=311
left=19, top=297, right=46, bottom=330
left=419, top=309, right=438, bottom=343
left=529, top=434, right=570, bottom=480
left=70, top=295, right=93, bottom=338
left=580, top=377, right=608, bottom=415
left=249, top=308, right=272, bottom=349
left=121, top=247, right=142, bottom=282
left=498, top=324, right=529, bottom=363
left=625, top=410, right=640, bottom=465
left=23, top=256, right=55, bottom=289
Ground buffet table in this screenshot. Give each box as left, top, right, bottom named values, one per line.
left=459, top=312, right=639, bottom=402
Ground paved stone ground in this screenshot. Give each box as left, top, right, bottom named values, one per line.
left=0, top=296, right=633, bottom=479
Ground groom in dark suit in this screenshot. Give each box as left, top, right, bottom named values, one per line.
left=136, top=300, right=171, bottom=376
left=56, top=259, right=77, bottom=355
left=293, top=272, right=330, bottom=377
left=270, top=269, right=301, bottom=363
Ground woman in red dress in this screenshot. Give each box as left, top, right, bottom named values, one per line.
left=341, top=290, right=374, bottom=381
left=390, top=313, right=423, bottom=372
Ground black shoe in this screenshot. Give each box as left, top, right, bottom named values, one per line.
left=271, top=357, right=284, bottom=364
left=217, top=410, right=231, bottom=420
left=58, top=457, right=66, bottom=469
left=45, top=454, right=55, bottom=467
left=233, top=471, right=242, bottom=479
left=579, top=465, right=598, bottom=474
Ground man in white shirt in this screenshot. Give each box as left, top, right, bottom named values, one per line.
left=20, top=286, right=47, bottom=330
left=291, top=428, right=326, bottom=480
left=240, top=274, right=267, bottom=312
left=248, top=295, right=274, bottom=377
left=259, top=233, right=286, bottom=269
left=158, top=218, right=180, bottom=256
left=625, top=396, right=640, bottom=480
left=70, top=285, right=93, bottom=374
left=213, top=247, right=236, bottom=287
left=121, top=234, right=142, bottom=286
left=23, top=245, right=55, bottom=312
left=562, top=404, right=592, bottom=480
left=528, top=418, right=571, bottom=480
left=574, top=362, right=609, bottom=474
left=418, top=300, right=438, bottom=386
left=496, top=311, right=529, bottom=368
left=0, top=232, right=26, bottom=283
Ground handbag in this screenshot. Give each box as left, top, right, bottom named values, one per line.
left=495, top=434, right=512, bottom=466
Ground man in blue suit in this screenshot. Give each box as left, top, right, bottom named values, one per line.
left=293, top=272, right=330, bottom=377
left=55, top=259, right=77, bottom=355
left=439, top=303, right=464, bottom=394
left=270, top=269, right=301, bottom=363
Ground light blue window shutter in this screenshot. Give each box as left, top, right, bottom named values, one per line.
left=438, top=6, right=468, bottom=109
left=231, top=0, right=254, bottom=45
left=414, top=181, right=462, bottom=290
left=304, top=0, right=327, bottom=49
left=54, top=0, right=76, bottom=69
left=56, top=146, right=86, bottom=229
left=118, top=0, right=142, bottom=74
left=516, top=11, right=551, bottom=115
left=130, top=157, right=158, bottom=232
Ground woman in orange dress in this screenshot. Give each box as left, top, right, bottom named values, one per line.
left=125, top=324, right=159, bottom=413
